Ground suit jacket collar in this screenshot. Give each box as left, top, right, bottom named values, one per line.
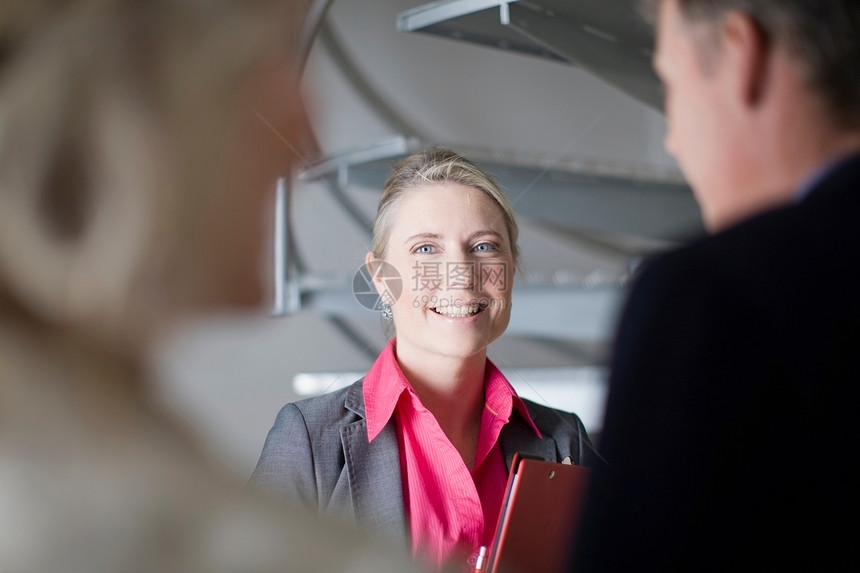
left=341, top=379, right=408, bottom=545
left=802, top=152, right=860, bottom=205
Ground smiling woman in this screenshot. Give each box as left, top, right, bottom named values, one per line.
left=372, top=179, right=514, bottom=373
left=249, top=147, right=606, bottom=572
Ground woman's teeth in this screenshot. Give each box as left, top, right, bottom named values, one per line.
left=432, top=304, right=480, bottom=317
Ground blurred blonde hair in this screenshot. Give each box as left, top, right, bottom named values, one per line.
left=0, top=0, right=309, bottom=350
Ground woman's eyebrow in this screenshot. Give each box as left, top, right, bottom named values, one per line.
left=402, top=230, right=505, bottom=245
left=402, top=232, right=441, bottom=245
left=468, top=230, right=504, bottom=241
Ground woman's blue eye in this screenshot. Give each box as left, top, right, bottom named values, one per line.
left=474, top=242, right=498, bottom=253
left=415, top=245, right=434, bottom=254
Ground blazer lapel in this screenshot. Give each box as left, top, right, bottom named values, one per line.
left=499, top=414, right=557, bottom=469
left=340, top=381, right=408, bottom=546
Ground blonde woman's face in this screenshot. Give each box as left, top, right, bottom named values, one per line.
left=375, top=182, right=515, bottom=360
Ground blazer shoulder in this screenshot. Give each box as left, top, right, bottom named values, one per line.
left=266, top=378, right=365, bottom=444
left=288, top=378, right=365, bottom=420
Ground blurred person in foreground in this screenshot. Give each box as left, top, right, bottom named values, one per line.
left=250, top=147, right=604, bottom=572
left=0, top=1, right=424, bottom=572
left=569, top=0, right=860, bottom=571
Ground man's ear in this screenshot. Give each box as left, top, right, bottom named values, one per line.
left=365, top=252, right=386, bottom=297
left=721, top=10, right=771, bottom=108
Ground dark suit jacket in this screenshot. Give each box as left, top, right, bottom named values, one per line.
left=250, top=377, right=603, bottom=548
left=569, top=154, right=860, bottom=572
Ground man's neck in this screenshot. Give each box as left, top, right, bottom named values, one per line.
left=762, top=69, right=860, bottom=199
left=709, top=82, right=860, bottom=232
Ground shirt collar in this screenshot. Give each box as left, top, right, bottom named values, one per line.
left=363, top=338, right=409, bottom=442
left=795, top=152, right=858, bottom=203
left=362, top=339, right=542, bottom=441
left=484, top=359, right=542, bottom=439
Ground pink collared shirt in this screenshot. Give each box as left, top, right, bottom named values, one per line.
left=364, top=339, right=541, bottom=571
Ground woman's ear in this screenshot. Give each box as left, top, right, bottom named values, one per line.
left=365, top=252, right=386, bottom=297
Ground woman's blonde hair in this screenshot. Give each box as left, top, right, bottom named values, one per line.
left=370, top=147, right=520, bottom=264
left=0, top=0, right=307, bottom=348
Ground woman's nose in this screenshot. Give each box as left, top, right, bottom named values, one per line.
left=441, top=253, right=476, bottom=291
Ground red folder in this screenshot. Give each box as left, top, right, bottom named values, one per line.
left=481, top=453, right=591, bottom=573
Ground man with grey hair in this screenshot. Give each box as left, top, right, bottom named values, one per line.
left=569, top=0, right=860, bottom=570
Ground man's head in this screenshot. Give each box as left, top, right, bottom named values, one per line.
left=650, top=0, right=860, bottom=231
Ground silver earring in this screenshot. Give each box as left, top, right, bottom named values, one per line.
left=380, top=303, right=393, bottom=321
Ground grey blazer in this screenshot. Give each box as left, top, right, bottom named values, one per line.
left=249, top=378, right=603, bottom=546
